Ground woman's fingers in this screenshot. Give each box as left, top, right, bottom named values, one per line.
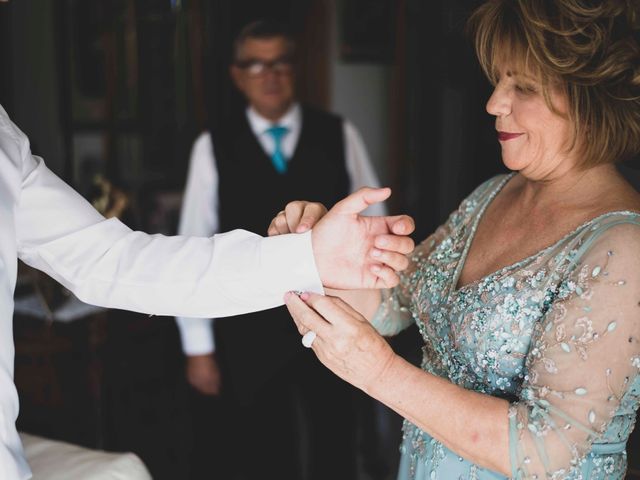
left=268, top=212, right=291, bottom=236
left=284, top=202, right=305, bottom=234
left=268, top=201, right=328, bottom=235
left=267, top=213, right=284, bottom=236
left=283, top=292, right=331, bottom=337
left=296, top=203, right=327, bottom=233
left=299, top=292, right=367, bottom=326
left=320, top=294, right=366, bottom=320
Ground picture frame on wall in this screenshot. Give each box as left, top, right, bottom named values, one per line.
left=66, top=0, right=138, bottom=125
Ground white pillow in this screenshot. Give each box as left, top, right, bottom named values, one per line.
left=19, top=432, right=152, bottom=480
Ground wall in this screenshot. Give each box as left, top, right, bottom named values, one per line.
left=329, top=2, right=392, bottom=185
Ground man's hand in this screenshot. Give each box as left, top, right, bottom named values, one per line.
left=311, top=188, right=414, bottom=289
left=185, top=353, right=222, bottom=396
left=268, top=188, right=415, bottom=289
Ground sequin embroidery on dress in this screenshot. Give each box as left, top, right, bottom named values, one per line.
left=372, top=175, right=640, bottom=480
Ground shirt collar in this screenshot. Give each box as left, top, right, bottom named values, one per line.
left=246, top=102, right=301, bottom=136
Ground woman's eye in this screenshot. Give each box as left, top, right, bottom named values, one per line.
left=515, top=84, right=537, bottom=94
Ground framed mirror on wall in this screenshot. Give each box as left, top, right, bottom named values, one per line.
left=62, top=0, right=140, bottom=197
left=54, top=0, right=201, bottom=234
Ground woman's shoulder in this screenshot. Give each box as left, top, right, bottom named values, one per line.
left=588, top=210, right=640, bottom=236
left=572, top=211, right=640, bottom=265
left=581, top=171, right=640, bottom=244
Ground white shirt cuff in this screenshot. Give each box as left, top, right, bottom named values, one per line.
left=176, top=317, right=215, bottom=355
left=260, top=230, right=324, bottom=297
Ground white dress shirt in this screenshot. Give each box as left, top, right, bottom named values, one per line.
left=176, top=103, right=386, bottom=355
left=0, top=104, right=323, bottom=480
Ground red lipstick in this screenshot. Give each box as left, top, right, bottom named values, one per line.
left=498, top=131, right=523, bottom=141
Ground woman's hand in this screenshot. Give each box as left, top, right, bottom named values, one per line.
left=268, top=201, right=327, bottom=236
left=283, top=291, right=397, bottom=393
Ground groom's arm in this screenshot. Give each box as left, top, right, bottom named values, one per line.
left=16, top=162, right=412, bottom=318
left=16, top=155, right=323, bottom=318
left=14, top=134, right=411, bottom=317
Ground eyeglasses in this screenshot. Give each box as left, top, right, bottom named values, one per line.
left=235, top=57, right=294, bottom=77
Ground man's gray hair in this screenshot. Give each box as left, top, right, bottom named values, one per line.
left=233, top=19, right=296, bottom=62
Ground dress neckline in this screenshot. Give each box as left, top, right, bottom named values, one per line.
left=450, top=174, right=640, bottom=295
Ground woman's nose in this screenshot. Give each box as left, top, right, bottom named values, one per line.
left=486, top=83, right=511, bottom=117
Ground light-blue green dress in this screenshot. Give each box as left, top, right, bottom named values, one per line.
left=373, top=174, right=640, bottom=479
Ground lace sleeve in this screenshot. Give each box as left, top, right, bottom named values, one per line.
left=509, top=221, right=640, bottom=479
left=371, top=223, right=450, bottom=336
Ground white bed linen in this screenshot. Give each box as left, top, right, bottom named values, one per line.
left=19, top=432, right=151, bottom=480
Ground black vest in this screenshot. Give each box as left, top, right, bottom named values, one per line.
left=212, top=105, right=349, bottom=403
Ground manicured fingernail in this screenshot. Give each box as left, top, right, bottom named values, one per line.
left=284, top=292, right=293, bottom=302
left=300, top=292, right=310, bottom=301
left=376, top=237, right=389, bottom=247
left=297, top=224, right=310, bottom=232
left=371, top=248, right=382, bottom=258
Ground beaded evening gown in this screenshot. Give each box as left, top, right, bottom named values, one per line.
left=372, top=174, right=640, bottom=480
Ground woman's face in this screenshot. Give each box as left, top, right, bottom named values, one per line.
left=486, top=64, right=576, bottom=179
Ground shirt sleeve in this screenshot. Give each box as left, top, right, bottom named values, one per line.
left=509, top=221, right=640, bottom=479
left=343, top=120, right=387, bottom=216
left=175, top=132, right=218, bottom=355
left=176, top=315, right=216, bottom=354
left=15, top=151, right=324, bottom=319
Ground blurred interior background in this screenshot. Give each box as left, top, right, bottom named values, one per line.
left=0, top=1, right=638, bottom=479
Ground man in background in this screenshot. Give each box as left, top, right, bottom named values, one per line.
left=176, top=19, right=385, bottom=480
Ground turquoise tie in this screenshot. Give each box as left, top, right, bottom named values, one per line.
left=265, top=125, right=289, bottom=174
